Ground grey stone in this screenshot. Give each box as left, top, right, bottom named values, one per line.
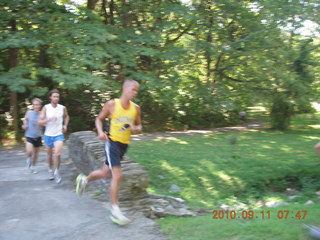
left=265, top=201, right=289, bottom=208
left=304, top=200, right=315, bottom=205
left=218, top=204, right=235, bottom=211
left=304, top=224, right=320, bottom=239
left=288, top=195, right=300, bottom=200
left=169, top=184, right=181, bottom=193
left=149, top=193, right=196, bottom=218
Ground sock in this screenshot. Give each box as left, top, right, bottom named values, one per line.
left=112, top=204, right=119, bottom=210
left=26, top=157, right=31, bottom=167
left=83, top=178, right=88, bottom=184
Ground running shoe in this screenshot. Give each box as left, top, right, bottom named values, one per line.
left=26, top=157, right=31, bottom=168
left=54, top=169, right=62, bottom=184
left=29, top=167, right=37, bottom=174
left=110, top=205, right=131, bottom=225
left=76, top=174, right=87, bottom=196
left=48, top=169, right=54, bottom=180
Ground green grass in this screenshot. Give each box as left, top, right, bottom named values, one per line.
left=157, top=204, right=320, bottom=240
left=127, top=113, right=320, bottom=240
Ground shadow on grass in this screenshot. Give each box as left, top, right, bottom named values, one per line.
left=129, top=120, right=320, bottom=208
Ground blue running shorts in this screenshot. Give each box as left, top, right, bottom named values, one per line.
left=44, top=135, right=65, bottom=147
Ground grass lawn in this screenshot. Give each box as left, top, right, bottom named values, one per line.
left=127, top=113, right=320, bottom=240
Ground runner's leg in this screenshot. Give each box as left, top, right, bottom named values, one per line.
left=87, top=163, right=111, bottom=182
left=53, top=140, right=63, bottom=170
left=25, top=141, right=33, bottom=168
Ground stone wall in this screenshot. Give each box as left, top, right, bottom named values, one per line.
left=68, top=131, right=105, bottom=175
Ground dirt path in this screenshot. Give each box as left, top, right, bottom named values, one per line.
left=132, top=119, right=264, bottom=141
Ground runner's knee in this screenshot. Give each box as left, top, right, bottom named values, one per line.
left=101, top=168, right=109, bottom=178
left=55, top=152, right=61, bottom=158
left=112, top=170, right=122, bottom=182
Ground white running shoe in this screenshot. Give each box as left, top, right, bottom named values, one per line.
left=54, top=169, right=62, bottom=184
left=48, top=169, right=54, bottom=180
left=76, top=174, right=87, bottom=196
left=110, top=205, right=131, bottom=225
left=26, top=157, right=31, bottom=169
left=29, top=167, right=37, bottom=174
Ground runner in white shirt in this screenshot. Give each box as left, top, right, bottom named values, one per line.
left=38, top=89, right=69, bottom=183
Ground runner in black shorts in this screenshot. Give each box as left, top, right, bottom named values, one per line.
left=104, top=139, right=128, bottom=168
left=76, top=80, right=142, bottom=225
left=26, top=137, right=43, bottom=148
left=22, top=98, right=43, bottom=173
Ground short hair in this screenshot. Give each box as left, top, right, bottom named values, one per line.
left=32, top=98, right=42, bottom=104
left=123, top=79, right=139, bottom=89
left=48, top=89, right=60, bottom=98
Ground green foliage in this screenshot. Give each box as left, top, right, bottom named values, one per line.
left=0, top=66, right=35, bottom=92
left=61, top=87, right=107, bottom=132
left=0, top=114, right=8, bottom=144
left=270, top=94, right=294, bottom=130
left=0, top=0, right=319, bottom=136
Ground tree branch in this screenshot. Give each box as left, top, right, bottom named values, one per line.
left=165, top=22, right=194, bottom=45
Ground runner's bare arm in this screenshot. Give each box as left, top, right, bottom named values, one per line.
left=63, top=107, right=70, bottom=133
left=22, top=110, right=29, bottom=130
left=95, top=100, right=114, bottom=140
left=38, top=106, right=47, bottom=126
left=131, top=105, right=142, bottom=134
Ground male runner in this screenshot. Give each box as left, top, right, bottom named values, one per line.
left=38, top=89, right=69, bottom=184
left=22, top=98, right=43, bottom=173
left=76, top=80, right=142, bottom=225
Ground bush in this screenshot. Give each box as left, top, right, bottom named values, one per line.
left=0, top=114, right=8, bottom=145
left=270, top=95, right=293, bottom=130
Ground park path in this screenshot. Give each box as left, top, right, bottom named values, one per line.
left=0, top=119, right=263, bottom=240
left=132, top=119, right=264, bottom=141
left=0, top=147, right=165, bottom=240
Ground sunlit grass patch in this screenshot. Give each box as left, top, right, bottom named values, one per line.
left=129, top=127, right=320, bottom=207
left=157, top=203, right=320, bottom=240
left=127, top=113, right=320, bottom=239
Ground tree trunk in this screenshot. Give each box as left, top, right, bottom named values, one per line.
left=87, top=0, right=99, bottom=11
left=101, top=0, right=109, bottom=24
left=120, top=0, right=129, bottom=27
left=9, top=19, right=20, bottom=141
left=109, top=0, right=115, bottom=25
left=205, top=1, right=213, bottom=84
left=38, top=47, right=54, bottom=89
left=9, top=92, right=19, bottom=139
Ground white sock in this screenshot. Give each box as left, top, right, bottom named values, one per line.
left=83, top=178, right=88, bottom=184
left=112, top=204, right=119, bottom=210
